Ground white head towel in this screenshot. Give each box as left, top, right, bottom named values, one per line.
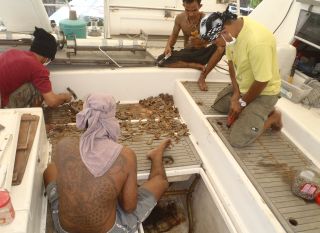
left=76, top=93, right=123, bottom=177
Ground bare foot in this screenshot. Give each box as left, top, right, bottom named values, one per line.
left=147, top=139, right=172, bottom=161
left=198, top=75, right=208, bottom=91
left=269, top=110, right=283, bottom=131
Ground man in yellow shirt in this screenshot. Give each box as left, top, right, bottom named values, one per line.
left=200, top=10, right=282, bottom=147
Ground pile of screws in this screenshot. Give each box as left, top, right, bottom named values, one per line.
left=43, top=101, right=83, bottom=151
left=43, top=100, right=84, bottom=124
left=119, top=93, right=189, bottom=143
left=46, top=124, right=83, bottom=160
left=44, top=94, right=189, bottom=145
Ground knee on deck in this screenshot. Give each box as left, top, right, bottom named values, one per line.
left=229, top=119, right=264, bottom=148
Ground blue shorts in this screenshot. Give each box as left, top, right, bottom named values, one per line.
left=46, top=182, right=157, bottom=233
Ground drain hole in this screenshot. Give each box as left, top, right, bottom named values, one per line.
left=217, top=121, right=223, bottom=125
left=163, top=156, right=174, bottom=165
left=288, top=218, right=298, bottom=226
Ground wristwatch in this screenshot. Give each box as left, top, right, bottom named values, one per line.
left=238, top=98, right=247, bottom=108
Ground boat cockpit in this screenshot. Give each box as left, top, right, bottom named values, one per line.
left=0, top=1, right=320, bottom=233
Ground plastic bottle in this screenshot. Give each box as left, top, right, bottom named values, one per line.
left=292, top=166, right=320, bottom=205
left=0, top=189, right=15, bottom=225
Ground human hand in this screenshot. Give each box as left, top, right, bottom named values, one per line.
left=226, top=114, right=236, bottom=128
left=64, top=92, right=72, bottom=103
left=164, top=46, right=172, bottom=56
left=229, top=98, right=242, bottom=120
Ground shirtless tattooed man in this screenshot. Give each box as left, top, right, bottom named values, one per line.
left=157, top=0, right=224, bottom=91
left=43, top=93, right=171, bottom=233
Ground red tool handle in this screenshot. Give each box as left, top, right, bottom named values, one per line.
left=226, top=115, right=236, bottom=128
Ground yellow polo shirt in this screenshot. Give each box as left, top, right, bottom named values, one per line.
left=226, top=17, right=281, bottom=95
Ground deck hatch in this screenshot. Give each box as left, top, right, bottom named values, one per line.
left=208, top=117, right=320, bottom=233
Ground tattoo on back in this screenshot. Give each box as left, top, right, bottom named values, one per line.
left=55, top=137, right=128, bottom=232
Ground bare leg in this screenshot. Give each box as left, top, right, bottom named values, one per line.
left=197, top=72, right=208, bottom=91
left=264, top=109, right=283, bottom=131
left=164, top=61, right=204, bottom=71
left=198, top=47, right=225, bottom=91
left=141, top=139, right=171, bottom=200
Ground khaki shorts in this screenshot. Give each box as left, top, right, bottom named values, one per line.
left=212, top=85, right=279, bottom=147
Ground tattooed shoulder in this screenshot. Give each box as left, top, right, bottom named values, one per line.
left=108, top=152, right=127, bottom=175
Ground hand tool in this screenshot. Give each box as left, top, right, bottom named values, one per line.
left=157, top=53, right=171, bottom=65
left=67, top=87, right=78, bottom=100
left=226, top=115, right=236, bottom=128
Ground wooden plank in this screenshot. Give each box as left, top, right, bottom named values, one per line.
left=12, top=114, right=39, bottom=185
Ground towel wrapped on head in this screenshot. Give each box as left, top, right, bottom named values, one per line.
left=76, top=93, right=123, bottom=177
left=200, top=6, right=237, bottom=42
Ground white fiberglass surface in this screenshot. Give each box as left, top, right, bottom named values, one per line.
left=0, top=111, right=20, bottom=192
left=0, top=0, right=51, bottom=33
left=50, top=67, right=199, bottom=101
left=250, top=0, right=320, bottom=46
left=249, top=0, right=296, bottom=31
left=277, top=98, right=320, bottom=167
left=1, top=108, right=49, bottom=233
left=50, top=66, right=320, bottom=165
left=49, top=67, right=320, bottom=233
left=174, top=81, right=286, bottom=233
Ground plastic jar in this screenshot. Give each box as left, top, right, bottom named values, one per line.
left=0, top=189, right=15, bottom=225
left=292, top=166, right=320, bottom=204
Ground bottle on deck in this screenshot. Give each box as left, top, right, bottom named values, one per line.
left=292, top=165, right=320, bottom=205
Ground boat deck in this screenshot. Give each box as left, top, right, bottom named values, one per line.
left=44, top=100, right=202, bottom=176
left=44, top=79, right=320, bottom=233
left=45, top=78, right=320, bottom=233
left=184, top=81, right=320, bottom=233
left=44, top=97, right=202, bottom=233
left=122, top=126, right=201, bottom=172
left=182, top=81, right=228, bottom=115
